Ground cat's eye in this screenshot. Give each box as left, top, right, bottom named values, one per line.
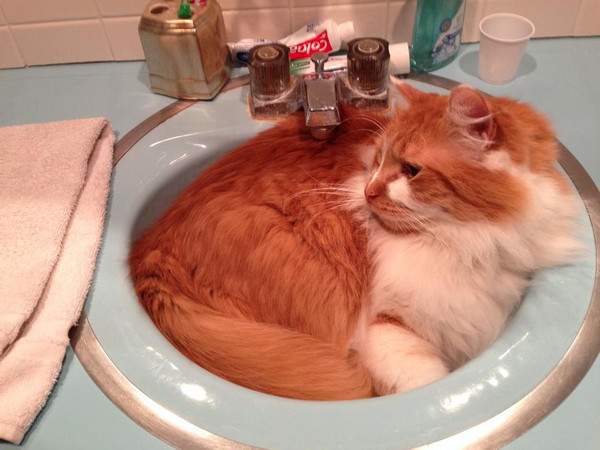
left=402, top=162, right=422, bottom=179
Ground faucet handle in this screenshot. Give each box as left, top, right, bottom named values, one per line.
left=249, top=43, right=291, bottom=99
left=310, top=52, right=329, bottom=77
left=347, top=38, right=390, bottom=94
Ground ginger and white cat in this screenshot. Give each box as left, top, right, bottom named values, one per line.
left=348, top=82, right=580, bottom=394
left=129, top=81, right=579, bottom=399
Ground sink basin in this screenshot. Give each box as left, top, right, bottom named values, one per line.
left=77, top=78, right=599, bottom=449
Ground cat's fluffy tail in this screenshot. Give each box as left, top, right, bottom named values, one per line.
left=130, top=252, right=372, bottom=400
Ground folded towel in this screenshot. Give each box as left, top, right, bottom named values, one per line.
left=0, top=118, right=114, bottom=443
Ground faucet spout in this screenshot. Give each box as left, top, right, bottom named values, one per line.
left=303, top=53, right=341, bottom=140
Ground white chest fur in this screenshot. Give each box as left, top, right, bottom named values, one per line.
left=368, top=226, right=527, bottom=367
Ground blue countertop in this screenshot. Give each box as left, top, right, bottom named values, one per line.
left=0, top=37, right=598, bottom=449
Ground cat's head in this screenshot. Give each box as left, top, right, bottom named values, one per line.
left=360, top=80, right=561, bottom=233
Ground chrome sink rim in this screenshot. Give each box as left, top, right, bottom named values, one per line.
left=71, top=73, right=600, bottom=450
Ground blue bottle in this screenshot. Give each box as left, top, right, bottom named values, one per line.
left=410, top=0, right=466, bottom=72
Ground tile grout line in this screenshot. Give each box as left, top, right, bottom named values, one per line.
left=287, top=0, right=293, bottom=35
left=385, top=0, right=391, bottom=41
left=0, top=1, right=26, bottom=68
left=90, top=0, right=115, bottom=61
left=571, top=0, right=584, bottom=35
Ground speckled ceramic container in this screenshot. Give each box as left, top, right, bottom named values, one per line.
left=138, top=0, right=230, bottom=100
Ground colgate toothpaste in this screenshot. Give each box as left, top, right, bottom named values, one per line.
left=287, top=30, right=334, bottom=60
left=228, top=19, right=355, bottom=65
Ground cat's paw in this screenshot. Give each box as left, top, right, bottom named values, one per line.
left=376, top=355, right=449, bottom=395
left=359, top=322, right=449, bottom=396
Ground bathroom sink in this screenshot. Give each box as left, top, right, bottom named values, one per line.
left=78, top=78, right=598, bottom=449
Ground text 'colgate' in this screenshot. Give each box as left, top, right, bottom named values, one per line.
left=288, top=30, right=333, bottom=60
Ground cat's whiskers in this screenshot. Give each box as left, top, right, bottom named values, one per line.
left=427, top=227, right=451, bottom=250
left=339, top=116, right=387, bottom=139
left=411, top=215, right=430, bottom=231
left=298, top=179, right=354, bottom=190
left=301, top=194, right=364, bottom=226
left=284, top=185, right=355, bottom=214
left=379, top=205, right=443, bottom=240
left=287, top=186, right=355, bottom=201
left=341, top=128, right=385, bottom=140
left=300, top=167, right=326, bottom=186
left=407, top=215, right=450, bottom=249
left=317, top=199, right=358, bottom=211
left=344, top=114, right=387, bottom=134
left=305, top=185, right=355, bottom=191
left=305, top=205, right=340, bottom=226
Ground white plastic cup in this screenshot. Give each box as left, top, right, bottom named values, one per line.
left=478, top=13, right=535, bottom=84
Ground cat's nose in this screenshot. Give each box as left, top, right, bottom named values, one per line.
left=365, top=181, right=384, bottom=201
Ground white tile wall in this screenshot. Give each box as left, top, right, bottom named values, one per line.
left=0, top=0, right=598, bottom=69
left=11, top=20, right=113, bottom=65
left=220, top=0, right=289, bottom=9
left=291, top=0, right=380, bottom=6
left=575, top=0, right=600, bottom=35
left=462, top=0, right=487, bottom=42
left=103, top=17, right=145, bottom=60
left=0, top=26, right=24, bottom=68
left=95, top=0, right=148, bottom=16
left=291, top=3, right=388, bottom=38
left=483, top=0, right=580, bottom=37
left=1, top=0, right=99, bottom=24
left=388, top=0, right=417, bottom=44
left=222, top=7, right=291, bottom=41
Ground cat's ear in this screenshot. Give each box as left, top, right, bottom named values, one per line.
left=388, top=76, right=424, bottom=112
left=448, top=85, right=496, bottom=147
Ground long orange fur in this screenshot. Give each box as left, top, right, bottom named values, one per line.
left=129, top=85, right=565, bottom=400
left=129, top=109, right=382, bottom=400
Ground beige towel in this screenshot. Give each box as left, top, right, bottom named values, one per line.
left=0, top=118, right=114, bottom=443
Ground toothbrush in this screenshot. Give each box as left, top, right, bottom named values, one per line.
left=177, top=0, right=192, bottom=19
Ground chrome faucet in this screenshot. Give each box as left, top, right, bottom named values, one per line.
left=303, top=53, right=341, bottom=140
left=247, top=38, right=391, bottom=140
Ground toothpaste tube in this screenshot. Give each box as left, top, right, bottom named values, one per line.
left=228, top=38, right=271, bottom=65
left=280, top=19, right=354, bottom=60
left=289, top=51, right=348, bottom=76
left=228, top=19, right=355, bottom=66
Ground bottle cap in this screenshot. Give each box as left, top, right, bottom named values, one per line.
left=248, top=43, right=291, bottom=98
left=389, top=42, right=410, bottom=75
left=338, top=21, right=355, bottom=44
